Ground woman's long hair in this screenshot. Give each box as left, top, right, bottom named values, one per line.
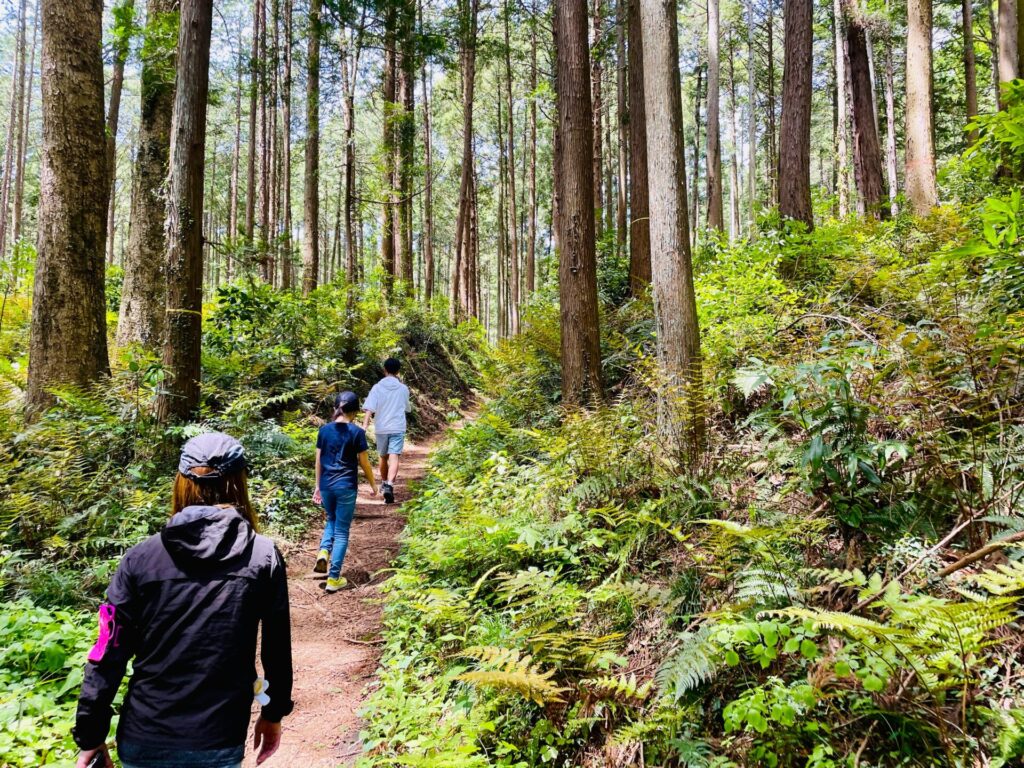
left=171, top=467, right=259, bottom=531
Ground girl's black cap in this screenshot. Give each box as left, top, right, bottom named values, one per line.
left=335, top=391, right=359, bottom=410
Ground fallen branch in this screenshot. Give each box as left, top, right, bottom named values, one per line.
left=935, top=530, right=1024, bottom=578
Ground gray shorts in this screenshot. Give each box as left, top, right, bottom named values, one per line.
left=376, top=432, right=405, bottom=455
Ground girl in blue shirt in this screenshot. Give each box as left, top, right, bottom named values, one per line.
left=313, top=392, right=378, bottom=591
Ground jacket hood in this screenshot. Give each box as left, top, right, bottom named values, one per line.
left=378, top=376, right=405, bottom=390
left=161, top=505, right=255, bottom=569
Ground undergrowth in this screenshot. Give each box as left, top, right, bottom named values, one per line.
left=0, top=281, right=478, bottom=766
left=357, top=145, right=1024, bottom=766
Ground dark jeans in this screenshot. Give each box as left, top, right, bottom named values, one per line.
left=118, top=741, right=244, bottom=768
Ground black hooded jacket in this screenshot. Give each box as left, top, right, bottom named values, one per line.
left=73, top=506, right=293, bottom=751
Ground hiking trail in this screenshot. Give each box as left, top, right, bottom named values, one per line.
left=243, top=433, right=435, bottom=768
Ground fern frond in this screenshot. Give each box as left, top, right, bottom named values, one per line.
left=457, top=646, right=565, bottom=704
left=581, top=673, right=652, bottom=703
left=966, top=558, right=1024, bottom=595
left=655, top=625, right=720, bottom=701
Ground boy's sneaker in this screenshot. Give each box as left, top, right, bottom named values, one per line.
left=325, top=576, right=348, bottom=593
left=313, top=549, right=329, bottom=574
left=382, top=482, right=395, bottom=505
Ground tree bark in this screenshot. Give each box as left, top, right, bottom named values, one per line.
left=12, top=0, right=39, bottom=255
left=905, top=0, right=937, bottom=215
left=0, top=1, right=25, bottom=263
left=626, top=0, right=651, bottom=292
left=706, top=0, right=724, bottom=231
left=381, top=11, right=397, bottom=293
left=727, top=30, right=741, bottom=239
left=229, top=42, right=242, bottom=252
left=504, top=0, right=520, bottom=333
left=302, top=0, right=320, bottom=294
left=691, top=65, right=702, bottom=249
left=280, top=0, right=293, bottom=289
left=28, top=0, right=110, bottom=410
left=156, top=0, right=212, bottom=422
left=117, top=0, right=176, bottom=348
left=527, top=2, right=538, bottom=296
left=615, top=0, right=628, bottom=257
left=640, top=0, right=705, bottom=461
left=105, top=0, right=134, bottom=266
left=397, top=6, right=416, bottom=289
left=245, top=0, right=258, bottom=245
left=963, top=0, right=979, bottom=142
left=998, top=0, right=1018, bottom=94
left=591, top=0, right=604, bottom=231
left=882, top=4, right=899, bottom=212
left=449, top=0, right=478, bottom=322
left=843, top=0, right=887, bottom=219
left=555, top=0, right=603, bottom=406
left=421, top=33, right=435, bottom=300
left=778, top=0, right=814, bottom=228
left=747, top=0, right=757, bottom=227
left=832, top=0, right=851, bottom=216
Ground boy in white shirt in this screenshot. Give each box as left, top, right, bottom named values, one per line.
left=362, top=357, right=412, bottom=504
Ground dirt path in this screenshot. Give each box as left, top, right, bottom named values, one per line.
left=244, top=436, right=434, bottom=768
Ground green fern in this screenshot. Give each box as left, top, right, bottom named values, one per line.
left=655, top=625, right=721, bottom=701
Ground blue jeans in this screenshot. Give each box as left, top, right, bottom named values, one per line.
left=318, top=486, right=358, bottom=579
left=118, top=741, right=244, bottom=768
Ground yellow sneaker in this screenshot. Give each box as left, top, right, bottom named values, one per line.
left=325, top=576, right=348, bottom=593
left=313, top=549, right=329, bottom=574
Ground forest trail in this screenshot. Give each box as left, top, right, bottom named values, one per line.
left=243, top=434, right=434, bottom=768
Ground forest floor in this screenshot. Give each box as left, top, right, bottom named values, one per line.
left=242, top=434, right=435, bottom=768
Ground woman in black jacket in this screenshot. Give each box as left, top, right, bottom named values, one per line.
left=73, top=433, right=293, bottom=768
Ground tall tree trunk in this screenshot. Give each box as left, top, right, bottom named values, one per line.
left=691, top=65, right=702, bottom=249
left=449, top=0, right=478, bottom=322
left=281, top=0, right=293, bottom=289
left=397, top=12, right=416, bottom=289
left=640, top=0, right=705, bottom=461
left=706, top=0, right=724, bottom=231
left=727, top=30, right=741, bottom=239
left=905, top=0, right=938, bottom=215
left=105, top=0, right=134, bottom=266
left=245, top=1, right=258, bottom=245
left=963, top=0, right=979, bottom=142
left=117, top=0, right=176, bottom=348
left=302, top=0, right=320, bottom=294
left=766, top=0, right=778, bottom=202
left=0, top=2, right=25, bottom=262
left=844, top=0, right=887, bottom=218
left=504, top=1, right=520, bottom=333
left=555, top=0, right=603, bottom=406
left=882, top=5, right=899, bottom=211
left=257, top=0, right=270, bottom=280
left=229, top=43, right=242, bottom=250
left=747, top=0, right=757, bottom=227
left=626, top=0, right=651, bottom=292
left=833, top=0, right=851, bottom=216
left=998, top=0, right=1018, bottom=95
left=615, top=0, right=628, bottom=256
left=13, top=0, right=39, bottom=255
left=421, top=35, right=435, bottom=300
left=591, top=0, right=604, bottom=231
left=527, top=2, right=538, bottom=296
left=778, top=0, right=814, bottom=227
left=381, top=13, right=397, bottom=293
left=27, top=0, right=110, bottom=410
left=343, top=21, right=365, bottom=287
left=156, top=0, right=212, bottom=422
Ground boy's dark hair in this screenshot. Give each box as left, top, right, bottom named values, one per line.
left=383, top=357, right=401, bottom=375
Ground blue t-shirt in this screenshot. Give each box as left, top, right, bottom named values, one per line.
left=316, top=421, right=369, bottom=490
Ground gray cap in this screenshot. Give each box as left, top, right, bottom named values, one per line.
left=178, top=432, right=248, bottom=481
